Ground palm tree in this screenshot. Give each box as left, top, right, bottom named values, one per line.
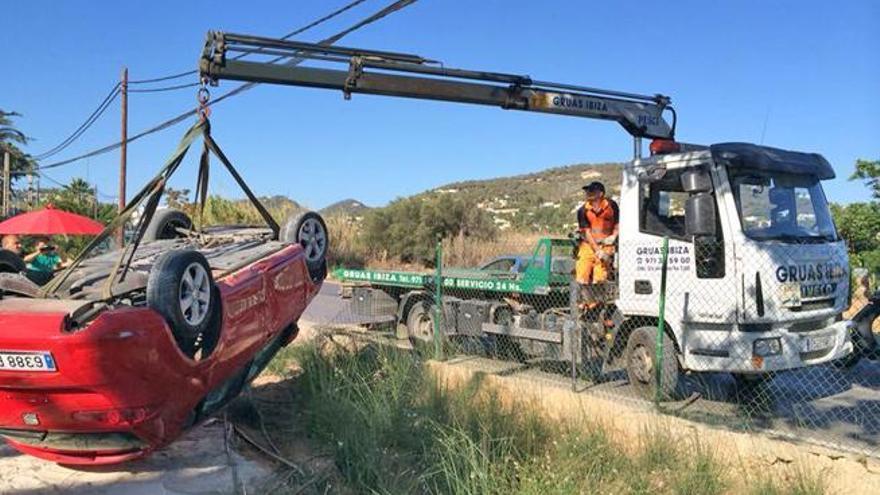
left=0, top=110, right=28, bottom=149
left=0, top=110, right=36, bottom=197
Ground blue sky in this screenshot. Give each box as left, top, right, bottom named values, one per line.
left=4, top=1, right=878, bottom=209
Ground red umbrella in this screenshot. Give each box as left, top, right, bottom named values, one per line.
left=0, top=204, right=105, bottom=235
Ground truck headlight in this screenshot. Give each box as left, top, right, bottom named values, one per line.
left=753, top=338, right=782, bottom=357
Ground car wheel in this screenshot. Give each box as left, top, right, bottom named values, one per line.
left=406, top=301, right=435, bottom=346
left=143, top=209, right=193, bottom=241
left=147, top=250, right=219, bottom=358
left=0, top=248, right=26, bottom=274
left=280, top=211, right=328, bottom=282
left=625, top=326, right=680, bottom=400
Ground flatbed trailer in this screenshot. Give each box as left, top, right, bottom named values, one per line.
left=335, top=237, right=617, bottom=371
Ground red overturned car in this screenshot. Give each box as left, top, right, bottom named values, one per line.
left=0, top=121, right=328, bottom=464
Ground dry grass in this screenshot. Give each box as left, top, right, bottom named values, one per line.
left=441, top=231, right=544, bottom=268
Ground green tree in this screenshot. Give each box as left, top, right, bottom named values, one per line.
left=851, top=158, right=880, bottom=199
left=0, top=110, right=36, bottom=182
left=831, top=158, right=880, bottom=281
left=42, top=178, right=114, bottom=257
left=363, top=193, right=496, bottom=265
left=831, top=202, right=880, bottom=253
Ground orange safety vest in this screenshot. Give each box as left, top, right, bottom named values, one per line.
left=577, top=198, right=619, bottom=240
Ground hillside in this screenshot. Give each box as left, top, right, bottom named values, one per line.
left=422, top=162, right=624, bottom=232
left=320, top=199, right=371, bottom=218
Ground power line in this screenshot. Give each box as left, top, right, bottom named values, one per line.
left=38, top=0, right=418, bottom=171
left=34, top=1, right=373, bottom=166
left=33, top=83, right=121, bottom=160
left=36, top=170, right=66, bottom=188
left=126, top=0, right=370, bottom=87
left=128, top=69, right=198, bottom=85
left=128, top=82, right=200, bottom=93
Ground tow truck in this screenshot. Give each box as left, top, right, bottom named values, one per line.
left=199, top=32, right=859, bottom=397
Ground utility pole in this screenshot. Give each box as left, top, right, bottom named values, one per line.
left=3, top=151, right=10, bottom=217
left=117, top=67, right=128, bottom=245
left=27, top=168, right=34, bottom=209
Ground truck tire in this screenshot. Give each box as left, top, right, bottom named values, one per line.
left=491, top=306, right=526, bottom=362
left=143, top=209, right=193, bottom=241
left=624, top=326, right=679, bottom=400
left=280, top=211, right=328, bottom=282
left=0, top=249, right=26, bottom=274
left=406, top=301, right=435, bottom=346
left=147, top=250, right=220, bottom=358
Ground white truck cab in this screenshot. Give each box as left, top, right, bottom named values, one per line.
left=617, top=141, right=853, bottom=377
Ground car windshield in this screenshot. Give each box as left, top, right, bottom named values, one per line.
left=730, top=168, right=837, bottom=242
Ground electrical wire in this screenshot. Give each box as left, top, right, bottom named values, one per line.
left=128, top=69, right=198, bottom=85
left=126, top=0, right=370, bottom=86
left=38, top=0, right=419, bottom=171
left=128, top=82, right=200, bottom=93
left=36, top=170, right=66, bottom=188
left=33, top=83, right=121, bottom=160
left=33, top=0, right=373, bottom=166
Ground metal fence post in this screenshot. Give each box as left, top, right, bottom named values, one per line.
left=655, top=236, right=669, bottom=405
left=433, top=239, right=444, bottom=360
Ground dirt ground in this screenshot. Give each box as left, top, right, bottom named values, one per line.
left=0, top=419, right=269, bottom=495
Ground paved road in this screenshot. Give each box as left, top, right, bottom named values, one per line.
left=303, top=281, right=394, bottom=326
left=306, top=280, right=880, bottom=457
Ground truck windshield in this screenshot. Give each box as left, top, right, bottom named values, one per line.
left=730, top=169, right=837, bottom=242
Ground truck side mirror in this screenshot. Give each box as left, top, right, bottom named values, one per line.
left=681, top=169, right=713, bottom=193
left=685, top=193, right=717, bottom=237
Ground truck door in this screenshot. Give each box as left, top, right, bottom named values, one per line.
left=618, top=162, right=737, bottom=332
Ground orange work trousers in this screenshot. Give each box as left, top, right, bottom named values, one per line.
left=576, top=242, right=614, bottom=284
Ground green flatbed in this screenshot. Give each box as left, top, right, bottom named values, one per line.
left=334, top=237, right=575, bottom=297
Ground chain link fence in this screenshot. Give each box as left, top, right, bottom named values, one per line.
left=321, top=234, right=880, bottom=458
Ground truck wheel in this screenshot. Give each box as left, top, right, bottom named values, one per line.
left=406, top=301, right=435, bottom=345
left=147, top=250, right=220, bottom=358
left=280, top=211, right=328, bottom=282
left=0, top=249, right=26, bottom=274
left=492, top=306, right=526, bottom=362
left=143, top=209, right=193, bottom=241
left=625, top=326, right=679, bottom=400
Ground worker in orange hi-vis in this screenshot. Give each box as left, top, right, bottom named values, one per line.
left=575, top=181, right=619, bottom=285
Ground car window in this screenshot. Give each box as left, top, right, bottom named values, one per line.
left=551, top=257, right=574, bottom=275
left=482, top=258, right=515, bottom=272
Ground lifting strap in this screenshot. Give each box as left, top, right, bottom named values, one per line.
left=42, top=118, right=279, bottom=298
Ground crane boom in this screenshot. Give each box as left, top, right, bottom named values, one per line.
left=199, top=32, right=676, bottom=141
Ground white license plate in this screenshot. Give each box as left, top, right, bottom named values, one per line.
left=801, top=334, right=834, bottom=353
left=0, top=351, right=57, bottom=372
left=778, top=283, right=802, bottom=307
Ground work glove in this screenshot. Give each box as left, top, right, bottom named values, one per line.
left=596, top=250, right=611, bottom=262
left=601, top=234, right=618, bottom=246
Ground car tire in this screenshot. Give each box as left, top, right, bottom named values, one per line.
left=143, top=209, right=193, bottom=242
left=147, top=250, right=219, bottom=358
left=0, top=248, right=26, bottom=274
left=280, top=211, right=328, bottom=282
left=625, top=326, right=680, bottom=400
